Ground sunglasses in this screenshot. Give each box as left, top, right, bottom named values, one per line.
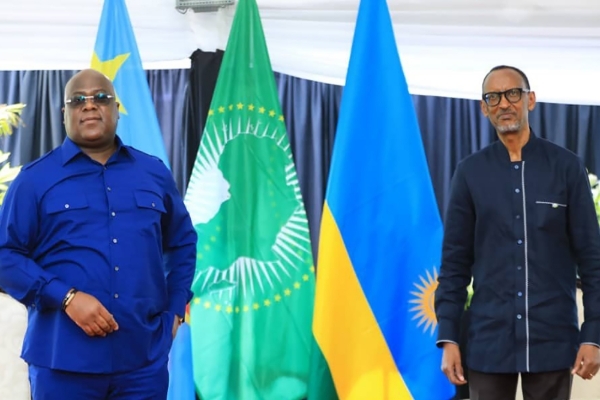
left=65, top=93, right=115, bottom=108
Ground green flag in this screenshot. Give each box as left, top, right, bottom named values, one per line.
left=183, top=0, right=315, bottom=398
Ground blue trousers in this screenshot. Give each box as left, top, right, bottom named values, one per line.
left=29, top=357, right=169, bottom=400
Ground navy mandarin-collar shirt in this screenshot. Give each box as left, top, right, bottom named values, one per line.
left=0, top=136, right=197, bottom=373
left=435, top=132, right=600, bottom=373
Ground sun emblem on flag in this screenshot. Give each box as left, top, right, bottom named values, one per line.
left=409, top=267, right=439, bottom=336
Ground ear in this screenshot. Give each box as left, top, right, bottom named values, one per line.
left=61, top=107, right=65, bottom=124
left=480, top=99, right=489, bottom=117
left=527, top=91, right=536, bottom=111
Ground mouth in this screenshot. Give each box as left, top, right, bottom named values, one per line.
left=498, top=113, right=515, bottom=121
left=80, top=117, right=101, bottom=124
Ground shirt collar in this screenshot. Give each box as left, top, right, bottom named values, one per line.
left=60, top=135, right=135, bottom=166
left=494, top=127, right=538, bottom=161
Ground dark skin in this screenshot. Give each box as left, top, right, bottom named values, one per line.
left=441, top=68, right=600, bottom=385
left=61, top=69, right=181, bottom=338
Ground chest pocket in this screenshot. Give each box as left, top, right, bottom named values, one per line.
left=134, top=190, right=166, bottom=214
left=45, top=193, right=89, bottom=214
left=535, top=195, right=567, bottom=230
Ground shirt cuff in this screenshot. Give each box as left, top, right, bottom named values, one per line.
left=39, top=278, right=72, bottom=310
left=167, top=290, right=191, bottom=318
left=436, top=318, right=460, bottom=348
left=581, top=342, right=600, bottom=348
left=580, top=320, right=600, bottom=346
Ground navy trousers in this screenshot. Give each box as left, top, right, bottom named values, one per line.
left=29, top=357, right=169, bottom=400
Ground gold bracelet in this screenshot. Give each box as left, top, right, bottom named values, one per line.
left=61, top=288, right=77, bottom=311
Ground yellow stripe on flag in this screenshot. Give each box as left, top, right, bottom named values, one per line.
left=313, top=204, right=412, bottom=399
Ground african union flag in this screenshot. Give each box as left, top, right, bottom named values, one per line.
left=183, top=0, right=315, bottom=398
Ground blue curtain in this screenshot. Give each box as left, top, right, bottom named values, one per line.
left=146, top=68, right=190, bottom=191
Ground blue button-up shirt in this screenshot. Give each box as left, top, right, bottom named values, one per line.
left=0, top=137, right=197, bottom=373
left=435, top=132, right=600, bottom=373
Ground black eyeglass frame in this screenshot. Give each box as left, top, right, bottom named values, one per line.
left=482, top=88, right=530, bottom=107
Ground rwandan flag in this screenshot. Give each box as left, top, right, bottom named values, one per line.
left=91, top=0, right=169, bottom=167
left=311, top=0, right=455, bottom=398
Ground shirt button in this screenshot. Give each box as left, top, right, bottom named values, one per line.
left=517, top=266, right=522, bottom=270
left=64, top=204, right=70, bottom=209
left=111, top=211, right=116, bottom=217
left=517, top=239, right=523, bottom=245
left=515, top=215, right=521, bottom=219
left=107, top=187, right=112, bottom=191
left=112, top=238, right=118, bottom=244
left=518, top=291, right=523, bottom=297
left=151, top=202, right=156, bottom=208
left=517, top=314, right=522, bottom=319
left=114, top=293, right=119, bottom=299
left=515, top=188, right=521, bottom=193
left=114, top=266, right=119, bottom=271
left=514, top=165, right=520, bottom=170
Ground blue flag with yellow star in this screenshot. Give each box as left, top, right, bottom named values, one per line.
left=91, top=0, right=169, bottom=166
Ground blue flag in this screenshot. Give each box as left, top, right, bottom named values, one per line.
left=312, top=0, right=455, bottom=398
left=91, top=0, right=169, bottom=166
left=167, top=323, right=196, bottom=400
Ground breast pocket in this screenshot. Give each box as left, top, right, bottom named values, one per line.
left=134, top=190, right=166, bottom=236
left=44, top=193, right=90, bottom=235
left=535, top=195, right=567, bottom=230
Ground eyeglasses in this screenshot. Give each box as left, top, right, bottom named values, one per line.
left=65, top=93, right=115, bottom=108
left=482, top=88, right=530, bottom=107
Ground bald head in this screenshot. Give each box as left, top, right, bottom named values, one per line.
left=64, top=69, right=115, bottom=102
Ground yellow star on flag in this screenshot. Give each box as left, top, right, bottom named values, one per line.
left=91, top=52, right=130, bottom=115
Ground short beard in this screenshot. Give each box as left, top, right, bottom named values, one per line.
left=496, top=121, right=521, bottom=135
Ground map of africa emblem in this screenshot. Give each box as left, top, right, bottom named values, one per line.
left=184, top=105, right=314, bottom=313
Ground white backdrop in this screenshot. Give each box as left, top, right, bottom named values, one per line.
left=1, top=0, right=600, bottom=105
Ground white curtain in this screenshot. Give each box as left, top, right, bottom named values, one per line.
left=1, top=0, right=599, bottom=105
left=0, top=294, right=29, bottom=400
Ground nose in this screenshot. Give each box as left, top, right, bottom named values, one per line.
left=81, top=97, right=98, bottom=110
left=497, top=93, right=511, bottom=108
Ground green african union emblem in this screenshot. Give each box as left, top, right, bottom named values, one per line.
left=184, top=103, right=314, bottom=312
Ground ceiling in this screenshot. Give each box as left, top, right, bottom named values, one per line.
left=1, top=0, right=599, bottom=105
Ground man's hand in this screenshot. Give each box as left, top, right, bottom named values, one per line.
left=441, top=342, right=467, bottom=385
left=64, top=291, right=119, bottom=337
left=172, top=314, right=182, bottom=338
left=572, top=344, right=600, bottom=380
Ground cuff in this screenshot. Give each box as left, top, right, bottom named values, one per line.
left=580, top=320, right=600, bottom=345
left=168, top=289, right=191, bottom=318
left=39, top=278, right=71, bottom=310
left=436, top=318, right=460, bottom=348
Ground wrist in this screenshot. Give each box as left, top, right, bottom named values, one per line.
left=61, top=288, right=78, bottom=311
